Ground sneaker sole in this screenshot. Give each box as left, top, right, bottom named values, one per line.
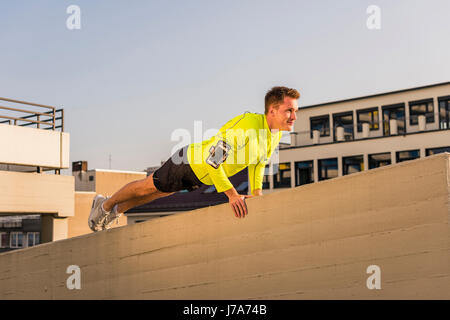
left=88, top=195, right=105, bottom=232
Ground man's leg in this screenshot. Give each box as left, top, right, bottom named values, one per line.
left=102, top=173, right=165, bottom=212
left=115, top=191, right=173, bottom=214
left=89, top=148, right=194, bottom=231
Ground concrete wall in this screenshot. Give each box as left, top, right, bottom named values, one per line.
left=41, top=215, right=68, bottom=243
left=0, top=124, right=70, bottom=169
left=0, top=171, right=74, bottom=217
left=69, top=192, right=96, bottom=239
left=73, top=171, right=95, bottom=192
left=73, top=169, right=147, bottom=194
left=94, top=170, right=147, bottom=197
left=0, top=153, right=448, bottom=299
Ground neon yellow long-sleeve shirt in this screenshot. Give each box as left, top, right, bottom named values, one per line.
left=187, top=112, right=282, bottom=193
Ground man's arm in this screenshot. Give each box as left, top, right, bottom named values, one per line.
left=203, top=141, right=252, bottom=218
left=248, top=162, right=266, bottom=196
left=252, top=188, right=263, bottom=196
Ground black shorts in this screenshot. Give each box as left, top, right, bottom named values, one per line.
left=153, top=146, right=204, bottom=193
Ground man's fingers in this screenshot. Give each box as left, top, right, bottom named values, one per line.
left=230, top=197, right=249, bottom=219
left=236, top=202, right=242, bottom=218
left=236, top=201, right=244, bottom=218
left=237, top=199, right=247, bottom=218
left=231, top=203, right=238, bottom=217
left=240, top=198, right=248, bottom=217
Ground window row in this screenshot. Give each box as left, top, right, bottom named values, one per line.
left=0, top=221, right=22, bottom=228
left=0, top=232, right=40, bottom=249
left=267, top=146, right=450, bottom=188
left=309, top=95, right=450, bottom=142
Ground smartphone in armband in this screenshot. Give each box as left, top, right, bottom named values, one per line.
left=206, top=140, right=231, bottom=169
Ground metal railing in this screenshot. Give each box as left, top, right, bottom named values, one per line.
left=0, top=97, right=64, bottom=131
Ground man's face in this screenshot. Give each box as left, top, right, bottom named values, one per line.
left=269, top=96, right=299, bottom=131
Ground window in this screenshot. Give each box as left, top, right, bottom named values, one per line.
left=333, top=112, right=354, bottom=141
left=396, top=150, right=420, bottom=163
left=262, top=164, right=270, bottom=189
left=295, top=161, right=314, bottom=186
left=409, top=99, right=434, bottom=125
left=343, top=155, right=364, bottom=175
left=274, top=163, right=291, bottom=188
left=357, top=108, right=379, bottom=132
left=10, top=232, right=23, bottom=248
left=27, top=232, right=40, bottom=247
left=369, top=152, right=391, bottom=169
left=426, top=147, right=450, bottom=156
left=0, top=232, right=9, bottom=248
left=438, top=96, right=450, bottom=129
left=310, top=115, right=330, bottom=138
left=262, top=176, right=270, bottom=189
left=3, top=220, right=21, bottom=228
left=382, top=104, right=406, bottom=135
left=318, top=158, right=338, bottom=181
left=89, top=175, right=94, bottom=181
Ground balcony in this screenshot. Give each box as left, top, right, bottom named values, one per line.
left=0, top=97, right=69, bottom=172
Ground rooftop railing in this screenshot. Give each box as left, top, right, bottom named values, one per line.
left=0, top=97, right=64, bottom=131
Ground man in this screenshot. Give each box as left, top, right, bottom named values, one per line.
left=88, top=86, right=300, bottom=231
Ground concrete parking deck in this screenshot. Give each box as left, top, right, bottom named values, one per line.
left=0, top=153, right=449, bottom=299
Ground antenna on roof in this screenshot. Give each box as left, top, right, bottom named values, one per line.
left=109, top=154, right=112, bottom=169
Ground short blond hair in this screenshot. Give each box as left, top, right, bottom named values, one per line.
left=264, top=86, right=300, bottom=114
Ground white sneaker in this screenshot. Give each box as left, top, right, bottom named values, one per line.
left=88, top=195, right=110, bottom=232
left=102, top=204, right=122, bottom=230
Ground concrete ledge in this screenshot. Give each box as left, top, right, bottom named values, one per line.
left=0, top=171, right=74, bottom=217
left=0, top=124, right=69, bottom=169
left=0, top=153, right=448, bottom=299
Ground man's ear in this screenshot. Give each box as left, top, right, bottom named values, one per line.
left=269, top=105, right=278, bottom=116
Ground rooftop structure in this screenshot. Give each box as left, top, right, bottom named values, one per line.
left=0, top=97, right=72, bottom=246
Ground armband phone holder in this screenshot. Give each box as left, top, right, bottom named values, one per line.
left=206, top=140, right=231, bottom=169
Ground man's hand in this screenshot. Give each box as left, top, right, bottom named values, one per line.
left=224, top=187, right=253, bottom=218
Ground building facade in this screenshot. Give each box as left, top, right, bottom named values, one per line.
left=264, top=82, right=450, bottom=191
left=0, top=215, right=41, bottom=253
left=0, top=97, right=73, bottom=249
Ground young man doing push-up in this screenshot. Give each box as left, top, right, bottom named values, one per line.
left=88, top=86, right=300, bottom=231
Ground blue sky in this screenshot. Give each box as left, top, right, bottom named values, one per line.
left=1, top=0, right=449, bottom=172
